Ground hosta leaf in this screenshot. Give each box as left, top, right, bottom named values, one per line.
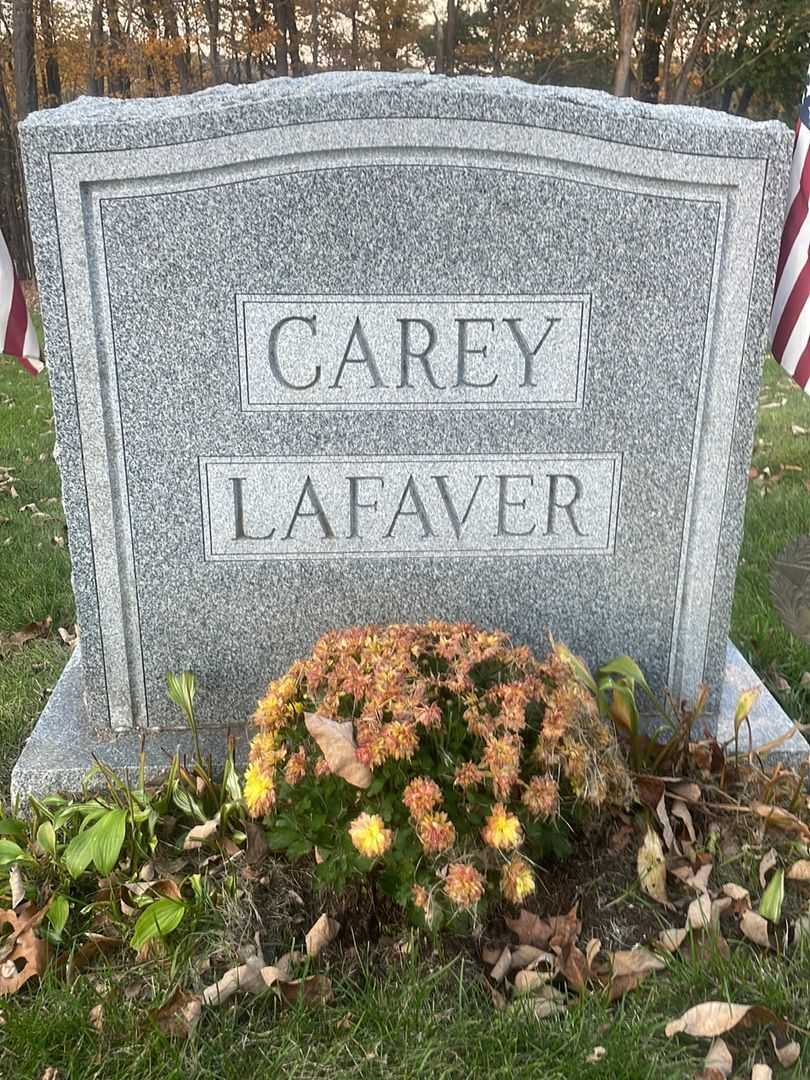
left=36, top=821, right=56, bottom=857
left=0, top=838, right=27, bottom=865
left=131, top=898, right=186, bottom=952
left=91, top=809, right=128, bottom=875
left=64, top=827, right=98, bottom=878
left=48, top=893, right=70, bottom=937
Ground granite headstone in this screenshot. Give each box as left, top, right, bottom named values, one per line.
left=12, top=73, right=802, bottom=798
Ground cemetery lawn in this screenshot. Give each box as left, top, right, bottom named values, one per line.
left=2, top=351, right=810, bottom=1079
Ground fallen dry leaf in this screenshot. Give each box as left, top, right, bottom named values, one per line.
left=698, top=1037, right=733, bottom=1079
left=505, top=909, right=551, bottom=947
left=510, top=944, right=551, bottom=971
left=513, top=969, right=550, bottom=996
left=304, top=713, right=371, bottom=788
left=687, top=894, right=715, bottom=930
left=740, top=910, right=771, bottom=949
left=0, top=903, right=49, bottom=996
left=278, top=974, right=333, bottom=1006
left=770, top=1029, right=801, bottom=1068
left=792, top=424, right=809, bottom=436
left=183, top=815, right=220, bottom=851
left=658, top=927, right=689, bottom=952
left=547, top=904, right=581, bottom=950
left=305, top=914, right=340, bottom=959
left=787, top=860, right=810, bottom=882
left=201, top=958, right=266, bottom=1005
left=88, top=1003, right=104, bottom=1031
left=665, top=1001, right=783, bottom=1039
left=637, top=827, right=672, bottom=908
left=586, top=1047, right=606, bottom=1064
left=611, top=948, right=666, bottom=978
left=490, top=946, right=512, bottom=983
left=751, top=1066, right=773, bottom=1080
left=751, top=803, right=810, bottom=842
left=553, top=941, right=589, bottom=991
left=759, top=848, right=778, bottom=889
left=152, top=986, right=202, bottom=1039
left=670, top=799, right=697, bottom=843
left=0, top=616, right=52, bottom=650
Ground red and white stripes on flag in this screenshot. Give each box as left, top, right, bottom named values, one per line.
left=1, top=228, right=42, bottom=376
left=770, top=71, right=810, bottom=393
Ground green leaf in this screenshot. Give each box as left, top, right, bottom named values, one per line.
left=759, top=867, right=785, bottom=923
left=266, top=828, right=300, bottom=851
left=130, top=898, right=186, bottom=952
left=63, top=827, right=98, bottom=879
left=555, top=643, right=598, bottom=694
left=734, top=687, right=761, bottom=735
left=0, top=817, right=27, bottom=840
left=598, top=656, right=651, bottom=693
left=91, top=809, right=128, bottom=875
left=48, top=893, right=70, bottom=937
left=36, top=821, right=57, bottom=856
left=286, top=838, right=313, bottom=860
left=0, top=838, right=26, bottom=865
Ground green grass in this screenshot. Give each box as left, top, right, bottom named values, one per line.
left=731, top=357, right=810, bottom=719
left=3, top=352, right=810, bottom=1078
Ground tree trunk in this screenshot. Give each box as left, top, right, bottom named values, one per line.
left=105, top=0, right=131, bottom=95
left=311, top=0, right=319, bottom=69
left=159, top=0, right=191, bottom=91
left=445, top=0, right=456, bottom=75
left=203, top=0, right=222, bottom=82
left=350, top=0, right=359, bottom=69
left=285, top=0, right=302, bottom=73
left=612, top=0, right=639, bottom=97
left=659, top=0, right=681, bottom=102
left=87, top=0, right=105, bottom=94
left=736, top=82, right=754, bottom=116
left=12, top=0, right=38, bottom=121
left=39, top=0, right=63, bottom=105
left=273, top=0, right=289, bottom=75
left=638, top=1, right=669, bottom=103
left=672, top=7, right=713, bottom=104
left=0, top=66, right=33, bottom=279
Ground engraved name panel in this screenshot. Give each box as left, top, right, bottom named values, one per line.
left=199, top=453, right=622, bottom=561
left=236, top=295, right=590, bottom=411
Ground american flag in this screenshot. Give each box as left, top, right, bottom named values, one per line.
left=770, top=68, right=810, bottom=393
left=1, top=228, right=42, bottom=376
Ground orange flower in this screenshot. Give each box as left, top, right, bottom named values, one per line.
left=416, top=811, right=456, bottom=855
left=383, top=720, right=419, bottom=761
left=411, top=884, right=431, bottom=911
left=314, top=755, right=332, bottom=778
left=403, top=776, right=442, bottom=818
left=444, top=863, right=485, bottom=908
left=284, top=747, right=307, bottom=786
left=522, top=775, right=560, bottom=818
left=481, top=803, right=523, bottom=850
left=453, top=761, right=483, bottom=790
left=348, top=812, right=393, bottom=858
left=500, top=857, right=535, bottom=903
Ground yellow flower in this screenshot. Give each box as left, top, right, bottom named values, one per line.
left=403, top=776, right=442, bottom=818
left=243, top=761, right=276, bottom=818
left=500, top=857, right=535, bottom=903
left=444, top=863, right=486, bottom=908
left=248, top=732, right=287, bottom=765
left=383, top=720, right=419, bottom=761
left=481, top=803, right=523, bottom=850
left=349, top=812, right=393, bottom=858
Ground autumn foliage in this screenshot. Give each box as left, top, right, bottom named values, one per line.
left=245, top=622, right=633, bottom=923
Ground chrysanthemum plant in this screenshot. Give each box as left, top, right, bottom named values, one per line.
left=245, top=622, right=634, bottom=927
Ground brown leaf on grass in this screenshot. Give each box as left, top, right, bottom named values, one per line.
left=759, top=848, right=778, bottom=889
left=638, top=827, right=672, bottom=908
left=88, top=1003, right=104, bottom=1031
left=553, top=941, right=589, bottom=991
left=586, top=1047, right=606, bottom=1065
left=611, top=948, right=666, bottom=978
left=305, top=914, right=340, bottom=959
left=787, top=860, right=810, bottom=881
left=0, top=615, right=52, bottom=650
left=740, top=910, right=771, bottom=949
left=245, top=823, right=268, bottom=865
left=481, top=944, right=502, bottom=967
left=505, top=910, right=551, bottom=947
left=670, top=800, right=697, bottom=843
left=66, top=932, right=121, bottom=984
left=547, top=904, right=581, bottom=950
left=636, top=775, right=666, bottom=811
left=277, top=975, right=333, bottom=1006
left=490, top=946, right=512, bottom=983
left=658, top=927, right=689, bottom=952
left=183, top=815, right=220, bottom=851
left=513, top=969, right=551, bottom=996
left=201, top=959, right=266, bottom=1005
left=304, top=713, right=371, bottom=789
left=510, top=945, right=552, bottom=971
left=770, top=1029, right=801, bottom=1068
left=669, top=781, right=702, bottom=803
left=655, top=794, right=678, bottom=853
left=152, top=987, right=202, bottom=1039
left=665, top=1002, right=783, bottom=1039
left=752, top=803, right=810, bottom=842
left=57, top=625, right=78, bottom=649
left=0, top=903, right=50, bottom=996
left=722, top=883, right=750, bottom=906
left=751, top=1066, right=773, bottom=1080
left=695, top=1038, right=733, bottom=1080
